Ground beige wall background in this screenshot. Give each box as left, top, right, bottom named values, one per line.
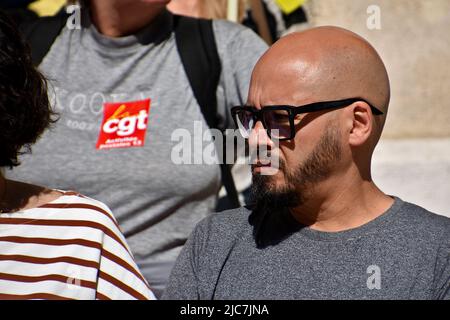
left=298, top=0, right=450, bottom=138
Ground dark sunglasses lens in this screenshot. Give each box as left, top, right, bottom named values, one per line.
left=263, top=109, right=292, bottom=139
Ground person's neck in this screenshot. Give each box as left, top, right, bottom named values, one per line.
left=290, top=166, right=394, bottom=232
left=0, top=175, right=62, bottom=212
left=90, top=1, right=167, bottom=37
left=167, top=0, right=202, bottom=18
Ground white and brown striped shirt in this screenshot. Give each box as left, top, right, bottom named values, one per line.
left=0, top=191, right=156, bottom=300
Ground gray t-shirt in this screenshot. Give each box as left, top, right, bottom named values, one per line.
left=163, top=198, right=450, bottom=299
left=7, top=10, right=267, bottom=294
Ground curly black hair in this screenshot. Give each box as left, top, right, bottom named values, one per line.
left=0, top=10, right=57, bottom=168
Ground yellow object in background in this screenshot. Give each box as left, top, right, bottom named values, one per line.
left=275, top=0, right=306, bottom=15
left=28, top=0, right=66, bottom=17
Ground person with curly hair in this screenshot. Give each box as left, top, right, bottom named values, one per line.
left=0, top=11, right=155, bottom=300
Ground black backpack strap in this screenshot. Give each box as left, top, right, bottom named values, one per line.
left=174, top=15, right=240, bottom=209
left=20, top=12, right=68, bottom=66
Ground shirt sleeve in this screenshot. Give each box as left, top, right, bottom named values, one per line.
left=93, top=204, right=157, bottom=300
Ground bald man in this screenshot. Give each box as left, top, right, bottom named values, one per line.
left=162, top=27, right=450, bottom=300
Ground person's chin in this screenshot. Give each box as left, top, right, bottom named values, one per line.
left=252, top=167, right=285, bottom=188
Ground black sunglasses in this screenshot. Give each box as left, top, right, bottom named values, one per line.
left=231, top=98, right=383, bottom=141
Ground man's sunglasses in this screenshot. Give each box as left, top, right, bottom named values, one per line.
left=231, top=98, right=383, bottom=141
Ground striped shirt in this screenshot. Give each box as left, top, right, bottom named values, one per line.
left=0, top=191, right=156, bottom=300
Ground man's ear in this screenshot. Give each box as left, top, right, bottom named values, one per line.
left=348, top=102, right=373, bottom=147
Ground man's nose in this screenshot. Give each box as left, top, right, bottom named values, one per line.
left=248, top=120, right=272, bottom=149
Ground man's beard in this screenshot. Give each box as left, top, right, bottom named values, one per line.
left=248, top=123, right=342, bottom=248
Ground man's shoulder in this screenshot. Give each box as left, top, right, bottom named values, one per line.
left=195, top=206, right=252, bottom=239
left=203, top=206, right=252, bottom=226
left=212, top=19, right=254, bottom=37
left=212, top=19, right=267, bottom=53
left=397, top=199, right=450, bottom=243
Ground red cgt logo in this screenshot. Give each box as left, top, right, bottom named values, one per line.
left=96, top=99, right=151, bottom=150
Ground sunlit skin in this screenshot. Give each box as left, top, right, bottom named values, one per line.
left=89, top=0, right=171, bottom=37
left=247, top=26, right=394, bottom=232
left=0, top=177, right=62, bottom=213
left=167, top=0, right=201, bottom=18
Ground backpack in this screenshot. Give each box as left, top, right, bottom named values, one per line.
left=20, top=12, right=241, bottom=210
